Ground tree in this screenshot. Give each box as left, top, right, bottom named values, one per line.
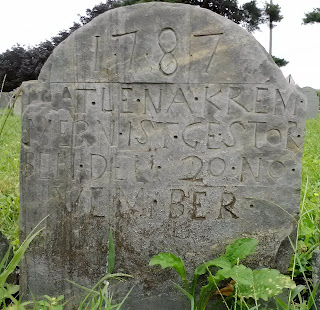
left=79, top=1, right=115, bottom=25
left=118, top=0, right=264, bottom=32
left=0, top=45, right=39, bottom=92
left=303, top=8, right=320, bottom=24
left=264, top=0, right=283, bottom=55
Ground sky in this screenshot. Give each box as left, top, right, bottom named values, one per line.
left=0, top=0, right=319, bottom=89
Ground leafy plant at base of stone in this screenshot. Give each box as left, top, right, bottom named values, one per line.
left=31, top=295, right=65, bottom=310
left=149, top=238, right=296, bottom=309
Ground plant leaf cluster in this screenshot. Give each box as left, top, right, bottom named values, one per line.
left=150, top=238, right=295, bottom=309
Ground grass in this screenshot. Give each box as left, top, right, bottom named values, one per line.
left=0, top=109, right=20, bottom=247
left=288, top=116, right=320, bottom=277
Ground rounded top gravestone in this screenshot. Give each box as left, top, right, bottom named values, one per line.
left=20, top=2, right=306, bottom=309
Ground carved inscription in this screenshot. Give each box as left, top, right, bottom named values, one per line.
left=23, top=82, right=304, bottom=222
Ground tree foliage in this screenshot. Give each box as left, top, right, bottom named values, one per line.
left=272, top=56, right=289, bottom=68
left=0, top=0, right=274, bottom=91
left=265, top=2, right=283, bottom=27
left=303, top=8, right=320, bottom=24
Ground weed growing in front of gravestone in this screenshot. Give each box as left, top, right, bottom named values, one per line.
left=68, top=229, right=133, bottom=309
left=275, top=283, right=318, bottom=310
left=149, top=238, right=296, bottom=310
left=30, top=294, right=66, bottom=310
left=0, top=220, right=44, bottom=309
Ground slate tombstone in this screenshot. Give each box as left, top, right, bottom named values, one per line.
left=20, top=3, right=306, bottom=309
left=301, top=86, right=319, bottom=119
left=0, top=92, right=11, bottom=109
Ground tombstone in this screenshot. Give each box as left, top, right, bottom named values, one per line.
left=286, top=74, right=296, bottom=85
left=0, top=92, right=11, bottom=109
left=10, top=86, right=22, bottom=116
left=20, top=3, right=306, bottom=309
left=301, top=86, right=319, bottom=119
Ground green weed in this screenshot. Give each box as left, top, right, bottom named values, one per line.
left=149, top=238, right=295, bottom=310
left=0, top=108, right=20, bottom=247
left=0, top=219, right=45, bottom=309
left=70, top=229, right=133, bottom=309
left=289, top=116, right=320, bottom=277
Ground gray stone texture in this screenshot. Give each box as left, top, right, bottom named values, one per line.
left=0, top=231, right=10, bottom=262
left=312, top=250, right=320, bottom=309
left=12, top=89, right=22, bottom=116
left=0, top=92, right=12, bottom=109
left=301, top=86, right=319, bottom=119
left=20, top=3, right=307, bottom=309
left=286, top=74, right=296, bottom=85
left=0, top=88, right=22, bottom=115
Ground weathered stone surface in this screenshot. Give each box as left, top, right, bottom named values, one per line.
left=0, top=92, right=12, bottom=109
left=20, top=3, right=306, bottom=309
left=301, top=86, right=319, bottom=119
left=313, top=250, right=320, bottom=309
left=0, top=231, right=10, bottom=262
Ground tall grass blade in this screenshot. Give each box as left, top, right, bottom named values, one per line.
left=0, top=216, right=47, bottom=286
left=107, top=228, right=115, bottom=274
left=115, top=285, right=134, bottom=310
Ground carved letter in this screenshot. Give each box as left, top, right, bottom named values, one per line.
left=40, top=153, right=51, bottom=179
left=144, top=88, right=162, bottom=114
left=91, top=154, right=107, bottom=179
left=170, top=189, right=186, bottom=218
left=240, top=157, right=261, bottom=183
left=254, top=87, right=270, bottom=114
left=218, top=191, right=238, bottom=219
left=193, top=191, right=206, bottom=219
left=166, top=88, right=192, bottom=115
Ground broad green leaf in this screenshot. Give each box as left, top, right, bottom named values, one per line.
left=213, top=268, right=229, bottom=284
left=194, top=256, right=231, bottom=276
left=225, top=238, right=258, bottom=265
left=107, top=228, right=115, bottom=274
left=219, top=264, right=253, bottom=286
left=237, top=268, right=296, bottom=301
left=149, top=252, right=186, bottom=281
